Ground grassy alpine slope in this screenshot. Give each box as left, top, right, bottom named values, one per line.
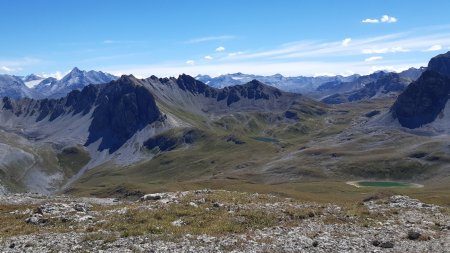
left=68, top=96, right=450, bottom=206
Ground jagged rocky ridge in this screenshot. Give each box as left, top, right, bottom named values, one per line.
left=2, top=75, right=163, bottom=153
left=322, top=73, right=411, bottom=104
left=391, top=51, right=450, bottom=128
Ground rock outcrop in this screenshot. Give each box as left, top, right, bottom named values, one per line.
left=391, top=51, right=450, bottom=128
left=85, top=75, right=162, bottom=152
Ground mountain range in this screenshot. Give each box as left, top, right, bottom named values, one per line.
left=0, top=68, right=117, bottom=99
left=196, top=72, right=360, bottom=92
left=0, top=52, right=449, bottom=200
left=1, top=67, right=425, bottom=103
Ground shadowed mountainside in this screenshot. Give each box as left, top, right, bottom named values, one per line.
left=391, top=51, right=450, bottom=128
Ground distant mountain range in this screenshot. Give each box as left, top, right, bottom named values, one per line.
left=196, top=73, right=360, bottom=93
left=1, top=67, right=426, bottom=101
left=0, top=68, right=117, bottom=99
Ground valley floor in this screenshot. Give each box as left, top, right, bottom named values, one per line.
left=0, top=190, right=449, bottom=252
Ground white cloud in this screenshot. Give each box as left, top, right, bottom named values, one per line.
left=425, top=44, right=443, bottom=51
left=362, top=47, right=409, bottom=54
left=362, top=18, right=379, bottom=24
left=185, top=35, right=235, bottom=44
left=342, top=38, right=351, bottom=47
left=371, top=65, right=407, bottom=72
left=186, top=60, right=195, bottom=65
left=0, top=66, right=24, bottom=73
left=41, top=71, right=64, bottom=80
left=227, top=30, right=450, bottom=61
left=362, top=48, right=389, bottom=54
left=1, top=66, right=12, bottom=72
left=215, top=46, right=225, bottom=52
left=365, top=56, right=383, bottom=62
left=102, top=25, right=449, bottom=78
left=362, top=15, right=397, bottom=24
left=381, top=15, right=397, bottom=23
left=227, top=51, right=244, bottom=57
left=391, top=47, right=410, bottom=53
left=204, top=55, right=213, bottom=60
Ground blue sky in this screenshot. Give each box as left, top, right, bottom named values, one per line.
left=1, top=0, right=450, bottom=78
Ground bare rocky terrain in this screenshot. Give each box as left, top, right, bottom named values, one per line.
left=0, top=190, right=448, bottom=252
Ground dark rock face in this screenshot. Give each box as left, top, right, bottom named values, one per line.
left=176, top=74, right=212, bottom=95
left=2, top=75, right=163, bottom=153
left=86, top=76, right=162, bottom=153
left=65, top=84, right=99, bottom=115
left=1, top=88, right=99, bottom=121
left=391, top=71, right=450, bottom=128
left=427, top=51, right=450, bottom=77
left=175, top=75, right=280, bottom=106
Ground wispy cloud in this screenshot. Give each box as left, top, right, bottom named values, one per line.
left=221, top=31, right=450, bottom=61
left=362, top=15, right=397, bottom=24
left=365, top=56, right=383, bottom=62
left=0, top=57, right=42, bottom=74
left=342, top=38, right=351, bottom=47
left=185, top=35, right=235, bottom=44
left=362, top=18, right=379, bottom=24
left=362, top=47, right=410, bottom=54
left=228, top=51, right=244, bottom=57
left=1, top=66, right=14, bottom=72
left=204, top=55, right=213, bottom=60
left=424, top=44, right=443, bottom=51
left=105, top=26, right=449, bottom=78
left=215, top=46, right=225, bottom=52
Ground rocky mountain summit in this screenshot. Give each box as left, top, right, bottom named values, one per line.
left=34, top=67, right=117, bottom=98
left=391, top=51, right=450, bottom=129
left=0, top=190, right=448, bottom=252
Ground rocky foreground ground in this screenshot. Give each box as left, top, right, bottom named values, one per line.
left=0, top=189, right=449, bottom=252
